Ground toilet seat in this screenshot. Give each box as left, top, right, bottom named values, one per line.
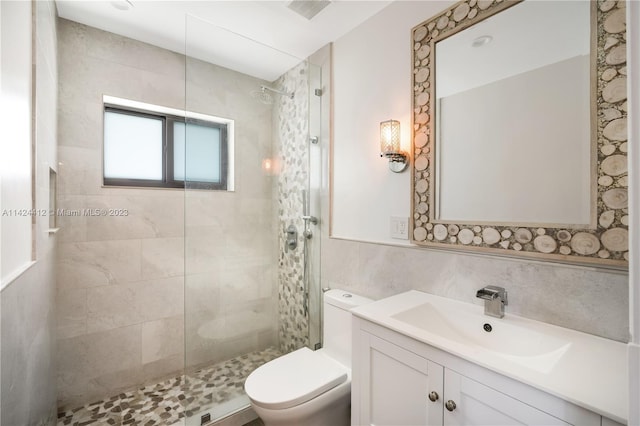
left=245, top=347, right=348, bottom=410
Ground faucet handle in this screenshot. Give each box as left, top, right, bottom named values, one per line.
left=476, top=286, right=508, bottom=305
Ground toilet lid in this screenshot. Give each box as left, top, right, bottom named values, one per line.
left=245, top=347, right=348, bottom=410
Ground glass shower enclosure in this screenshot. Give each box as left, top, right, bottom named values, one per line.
left=180, top=15, right=323, bottom=424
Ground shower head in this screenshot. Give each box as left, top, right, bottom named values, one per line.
left=251, top=89, right=273, bottom=105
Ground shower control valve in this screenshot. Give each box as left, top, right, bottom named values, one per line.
left=285, top=224, right=298, bottom=252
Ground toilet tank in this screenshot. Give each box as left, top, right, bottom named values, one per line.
left=322, top=289, right=372, bottom=368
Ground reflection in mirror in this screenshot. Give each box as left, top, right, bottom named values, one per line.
left=434, top=0, right=592, bottom=226
left=411, top=0, right=629, bottom=267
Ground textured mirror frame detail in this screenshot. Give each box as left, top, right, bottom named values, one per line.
left=410, top=0, right=628, bottom=268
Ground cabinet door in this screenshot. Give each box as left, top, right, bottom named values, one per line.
left=359, top=333, right=443, bottom=426
left=443, top=369, right=571, bottom=426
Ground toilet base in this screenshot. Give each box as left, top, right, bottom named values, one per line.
left=250, top=380, right=350, bottom=426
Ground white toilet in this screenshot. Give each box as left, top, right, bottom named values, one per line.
left=244, top=289, right=371, bottom=426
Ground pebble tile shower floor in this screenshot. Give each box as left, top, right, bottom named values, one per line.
left=57, top=347, right=281, bottom=426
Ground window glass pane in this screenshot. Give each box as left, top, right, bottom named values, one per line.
left=174, top=122, right=222, bottom=183
left=104, top=111, right=163, bottom=180
left=173, top=121, right=186, bottom=181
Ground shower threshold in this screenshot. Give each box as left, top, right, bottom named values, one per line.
left=57, top=347, right=281, bottom=426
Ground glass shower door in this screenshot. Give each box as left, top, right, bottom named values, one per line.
left=182, top=14, right=322, bottom=425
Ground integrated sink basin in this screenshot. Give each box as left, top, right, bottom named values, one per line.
left=351, top=290, right=628, bottom=423
left=391, top=300, right=572, bottom=373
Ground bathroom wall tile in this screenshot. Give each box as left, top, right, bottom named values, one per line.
left=219, top=263, right=276, bottom=302
left=64, top=52, right=185, bottom=111
left=57, top=146, right=102, bottom=195
left=85, top=367, right=144, bottom=405
left=141, top=237, right=184, bottom=279
left=257, top=329, right=278, bottom=349
left=186, top=331, right=259, bottom=369
left=141, top=354, right=184, bottom=384
left=141, top=315, right=184, bottom=364
left=59, top=19, right=185, bottom=81
left=57, top=324, right=142, bottom=408
left=274, top=60, right=312, bottom=353
left=321, top=237, right=630, bottom=342
left=76, top=276, right=184, bottom=335
left=57, top=372, right=90, bottom=412
left=184, top=191, right=235, bottom=228
left=321, top=238, right=361, bottom=291
left=86, top=283, right=141, bottom=333
left=56, top=195, right=88, bottom=243
left=185, top=272, right=221, bottom=319
left=137, top=276, right=185, bottom=322
left=185, top=57, right=271, bottom=120
left=57, top=94, right=103, bottom=149
left=59, top=38, right=185, bottom=107
left=57, top=239, right=142, bottom=289
left=184, top=297, right=275, bottom=368
left=24, top=316, right=57, bottom=425
left=213, top=333, right=262, bottom=364
left=56, top=18, right=282, bottom=408
left=56, top=287, right=87, bottom=339
left=185, top=227, right=225, bottom=275
left=84, top=194, right=184, bottom=241
left=2, top=271, right=34, bottom=425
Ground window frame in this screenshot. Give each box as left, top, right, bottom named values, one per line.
left=103, top=104, right=228, bottom=190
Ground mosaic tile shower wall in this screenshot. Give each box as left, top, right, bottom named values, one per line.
left=275, top=61, right=311, bottom=353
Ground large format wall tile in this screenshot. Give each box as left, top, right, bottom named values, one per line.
left=57, top=324, right=143, bottom=409
left=58, top=240, right=142, bottom=288
left=321, top=237, right=629, bottom=342
left=142, top=315, right=184, bottom=364
left=141, top=237, right=185, bottom=279
left=57, top=18, right=280, bottom=409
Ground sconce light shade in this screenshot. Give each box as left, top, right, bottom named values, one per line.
left=380, top=120, right=408, bottom=173
left=380, top=119, right=401, bottom=155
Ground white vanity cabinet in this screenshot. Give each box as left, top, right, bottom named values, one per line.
left=357, top=333, right=443, bottom=425
left=352, top=317, right=608, bottom=426
left=442, top=369, right=570, bottom=426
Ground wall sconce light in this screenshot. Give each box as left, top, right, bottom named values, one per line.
left=380, top=119, right=408, bottom=173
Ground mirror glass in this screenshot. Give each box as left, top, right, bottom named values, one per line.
left=434, top=0, right=592, bottom=226
left=411, top=0, right=628, bottom=267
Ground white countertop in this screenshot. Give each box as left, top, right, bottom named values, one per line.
left=351, top=290, right=628, bottom=424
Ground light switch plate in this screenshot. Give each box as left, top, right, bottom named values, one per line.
left=390, top=216, right=409, bottom=239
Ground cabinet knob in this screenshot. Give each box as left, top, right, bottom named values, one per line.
left=445, top=400, right=457, bottom=412
left=428, top=391, right=439, bottom=402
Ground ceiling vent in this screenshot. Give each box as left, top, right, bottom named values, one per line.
left=287, top=0, right=331, bottom=20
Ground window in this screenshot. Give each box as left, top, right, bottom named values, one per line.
left=103, top=105, right=228, bottom=190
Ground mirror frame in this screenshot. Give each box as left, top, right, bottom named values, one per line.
left=410, top=0, right=628, bottom=268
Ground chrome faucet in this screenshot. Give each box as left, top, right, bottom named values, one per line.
left=476, top=286, right=508, bottom=318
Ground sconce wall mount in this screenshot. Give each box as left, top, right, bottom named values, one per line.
left=380, top=119, right=408, bottom=173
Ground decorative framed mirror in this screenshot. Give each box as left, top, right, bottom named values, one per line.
left=410, top=0, right=628, bottom=268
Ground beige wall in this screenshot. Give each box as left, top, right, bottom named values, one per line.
left=56, top=19, right=278, bottom=409
left=1, top=0, right=59, bottom=424
left=324, top=1, right=628, bottom=343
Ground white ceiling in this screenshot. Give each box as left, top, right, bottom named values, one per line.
left=55, top=0, right=392, bottom=82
